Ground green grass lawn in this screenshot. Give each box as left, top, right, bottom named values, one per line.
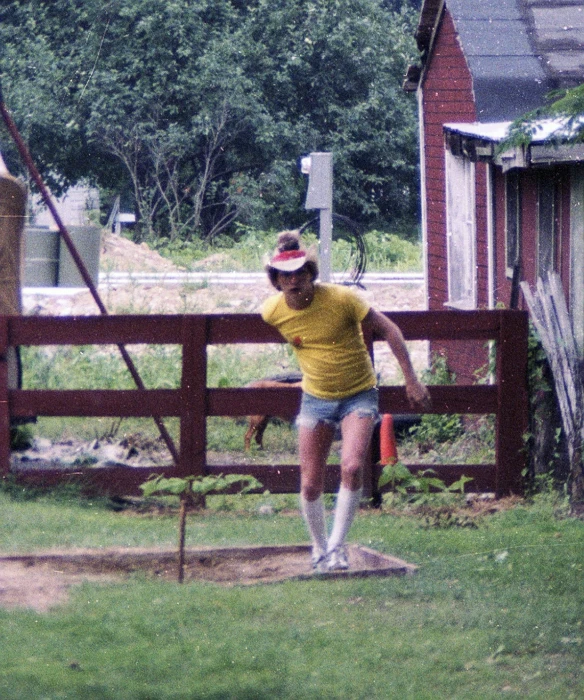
left=0, top=488, right=582, bottom=699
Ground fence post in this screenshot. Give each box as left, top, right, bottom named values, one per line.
left=0, top=316, right=9, bottom=476
left=179, top=316, right=207, bottom=479
left=495, top=310, right=529, bottom=496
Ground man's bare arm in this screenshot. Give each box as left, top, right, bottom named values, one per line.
left=363, top=308, right=431, bottom=410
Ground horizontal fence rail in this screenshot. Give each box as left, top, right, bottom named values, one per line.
left=1, top=310, right=529, bottom=498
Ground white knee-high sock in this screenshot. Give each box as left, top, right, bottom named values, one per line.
left=327, top=486, right=362, bottom=553
left=300, top=495, right=327, bottom=557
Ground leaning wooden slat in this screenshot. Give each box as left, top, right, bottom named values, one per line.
left=537, top=277, right=578, bottom=433
left=548, top=273, right=584, bottom=428
left=548, top=274, right=584, bottom=454
left=548, top=274, right=580, bottom=362
left=521, top=281, right=575, bottom=445
left=545, top=284, right=580, bottom=438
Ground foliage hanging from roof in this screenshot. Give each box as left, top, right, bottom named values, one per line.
left=499, top=84, right=584, bottom=153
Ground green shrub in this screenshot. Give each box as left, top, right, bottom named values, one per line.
left=408, top=354, right=463, bottom=449
left=378, top=461, right=473, bottom=507
left=364, top=230, right=421, bottom=271
left=152, top=227, right=422, bottom=273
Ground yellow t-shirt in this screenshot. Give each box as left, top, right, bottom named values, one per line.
left=261, top=283, right=376, bottom=400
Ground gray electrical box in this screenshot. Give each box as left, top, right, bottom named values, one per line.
left=304, top=152, right=332, bottom=211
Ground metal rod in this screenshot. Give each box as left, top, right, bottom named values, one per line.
left=0, top=94, right=179, bottom=464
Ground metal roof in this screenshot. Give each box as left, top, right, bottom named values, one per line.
left=413, top=0, right=584, bottom=121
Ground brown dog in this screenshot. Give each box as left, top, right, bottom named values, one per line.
left=244, top=373, right=302, bottom=450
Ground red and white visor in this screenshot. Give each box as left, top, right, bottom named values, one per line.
left=268, top=249, right=308, bottom=272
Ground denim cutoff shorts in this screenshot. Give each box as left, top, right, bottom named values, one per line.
left=296, top=387, right=380, bottom=430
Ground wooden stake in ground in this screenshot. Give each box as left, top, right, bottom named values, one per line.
left=521, top=273, right=584, bottom=501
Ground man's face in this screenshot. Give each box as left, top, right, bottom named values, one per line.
left=276, top=266, right=313, bottom=298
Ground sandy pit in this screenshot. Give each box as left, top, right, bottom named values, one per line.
left=0, top=545, right=416, bottom=611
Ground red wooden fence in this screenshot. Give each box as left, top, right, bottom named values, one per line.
left=1, top=309, right=529, bottom=498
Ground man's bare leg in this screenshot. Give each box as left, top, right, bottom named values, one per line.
left=298, top=422, right=335, bottom=569
left=327, top=413, right=376, bottom=569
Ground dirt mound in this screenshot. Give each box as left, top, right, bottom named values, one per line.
left=101, top=232, right=180, bottom=272
left=0, top=545, right=416, bottom=610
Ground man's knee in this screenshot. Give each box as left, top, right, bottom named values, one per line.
left=341, top=456, right=365, bottom=477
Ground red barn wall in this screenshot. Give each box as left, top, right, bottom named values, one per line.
left=522, top=170, right=538, bottom=290
left=421, top=9, right=476, bottom=311
left=418, top=8, right=578, bottom=384
left=493, top=166, right=572, bottom=310
left=420, top=9, right=490, bottom=383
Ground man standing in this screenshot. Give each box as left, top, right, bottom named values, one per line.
left=262, top=231, right=430, bottom=571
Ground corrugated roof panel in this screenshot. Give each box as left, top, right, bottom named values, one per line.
left=443, top=122, right=512, bottom=141
left=444, top=116, right=584, bottom=143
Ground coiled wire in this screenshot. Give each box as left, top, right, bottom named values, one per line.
left=298, top=213, right=367, bottom=288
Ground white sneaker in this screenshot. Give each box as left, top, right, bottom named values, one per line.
left=327, top=546, right=349, bottom=571
left=311, top=549, right=328, bottom=574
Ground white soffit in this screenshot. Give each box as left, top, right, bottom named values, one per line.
left=444, top=122, right=513, bottom=142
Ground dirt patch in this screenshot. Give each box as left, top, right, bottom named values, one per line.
left=0, top=545, right=416, bottom=611
left=24, top=273, right=424, bottom=319
left=25, top=231, right=425, bottom=315
left=0, top=560, right=115, bottom=612
left=101, top=234, right=180, bottom=273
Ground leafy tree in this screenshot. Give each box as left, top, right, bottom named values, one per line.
left=77, top=0, right=264, bottom=240
left=0, top=2, right=88, bottom=192
left=240, top=0, right=420, bottom=231
left=0, top=0, right=421, bottom=240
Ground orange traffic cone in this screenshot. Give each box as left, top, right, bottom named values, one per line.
left=380, top=413, right=398, bottom=465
